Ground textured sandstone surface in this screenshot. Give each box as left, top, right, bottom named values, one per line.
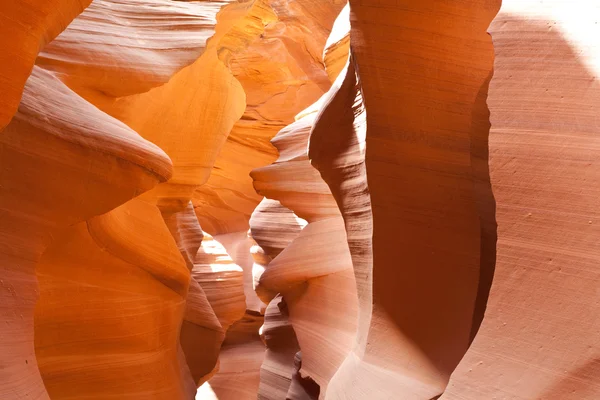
left=250, top=98, right=360, bottom=397
left=0, top=65, right=171, bottom=400
left=321, top=1, right=500, bottom=398
left=441, top=2, right=600, bottom=399
left=0, top=0, right=599, bottom=399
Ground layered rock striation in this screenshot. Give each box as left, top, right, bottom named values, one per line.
left=0, top=0, right=599, bottom=399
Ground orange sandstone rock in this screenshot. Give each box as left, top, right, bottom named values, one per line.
left=1, top=0, right=599, bottom=399
left=442, top=2, right=600, bottom=398
left=194, top=0, right=346, bottom=235
left=36, top=198, right=195, bottom=399
left=0, top=0, right=91, bottom=129
left=249, top=199, right=305, bottom=398
left=0, top=66, right=170, bottom=400
left=29, top=0, right=248, bottom=395
left=251, top=97, right=359, bottom=396
left=317, top=0, right=499, bottom=398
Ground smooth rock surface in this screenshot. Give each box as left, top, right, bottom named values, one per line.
left=1, top=0, right=599, bottom=399
left=442, top=2, right=600, bottom=399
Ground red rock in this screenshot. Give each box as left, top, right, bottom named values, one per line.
left=442, top=3, right=600, bottom=398
left=1, top=0, right=599, bottom=399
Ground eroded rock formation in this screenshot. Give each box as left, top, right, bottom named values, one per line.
left=0, top=0, right=599, bottom=399
left=441, top=2, right=600, bottom=398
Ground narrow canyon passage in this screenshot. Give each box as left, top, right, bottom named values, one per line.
left=0, top=1, right=598, bottom=400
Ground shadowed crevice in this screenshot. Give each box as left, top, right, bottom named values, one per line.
left=287, top=351, right=321, bottom=400
left=468, top=68, right=498, bottom=343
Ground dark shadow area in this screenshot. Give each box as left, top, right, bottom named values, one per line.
left=180, top=321, right=224, bottom=383
left=468, top=68, right=498, bottom=343
left=261, top=296, right=302, bottom=399
left=287, top=351, right=320, bottom=400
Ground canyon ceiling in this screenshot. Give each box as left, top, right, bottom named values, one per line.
left=0, top=0, right=598, bottom=399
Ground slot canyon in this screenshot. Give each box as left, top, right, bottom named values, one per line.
left=0, top=0, right=598, bottom=399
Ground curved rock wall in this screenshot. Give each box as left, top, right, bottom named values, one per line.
left=250, top=97, right=359, bottom=397
left=441, top=2, right=600, bottom=398
left=28, top=1, right=249, bottom=397
left=250, top=199, right=304, bottom=399
left=0, top=0, right=599, bottom=399
left=0, top=65, right=171, bottom=399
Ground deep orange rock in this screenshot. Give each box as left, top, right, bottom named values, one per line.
left=1, top=0, right=599, bottom=399
left=0, top=66, right=171, bottom=399
left=0, top=0, right=91, bottom=129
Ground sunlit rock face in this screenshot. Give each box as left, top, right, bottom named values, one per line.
left=0, top=0, right=599, bottom=399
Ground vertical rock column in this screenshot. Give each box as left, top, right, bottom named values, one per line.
left=193, top=1, right=349, bottom=398
left=318, top=0, right=500, bottom=398
left=250, top=198, right=305, bottom=399
left=309, top=57, right=370, bottom=399
left=251, top=100, right=359, bottom=397
left=248, top=6, right=354, bottom=398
